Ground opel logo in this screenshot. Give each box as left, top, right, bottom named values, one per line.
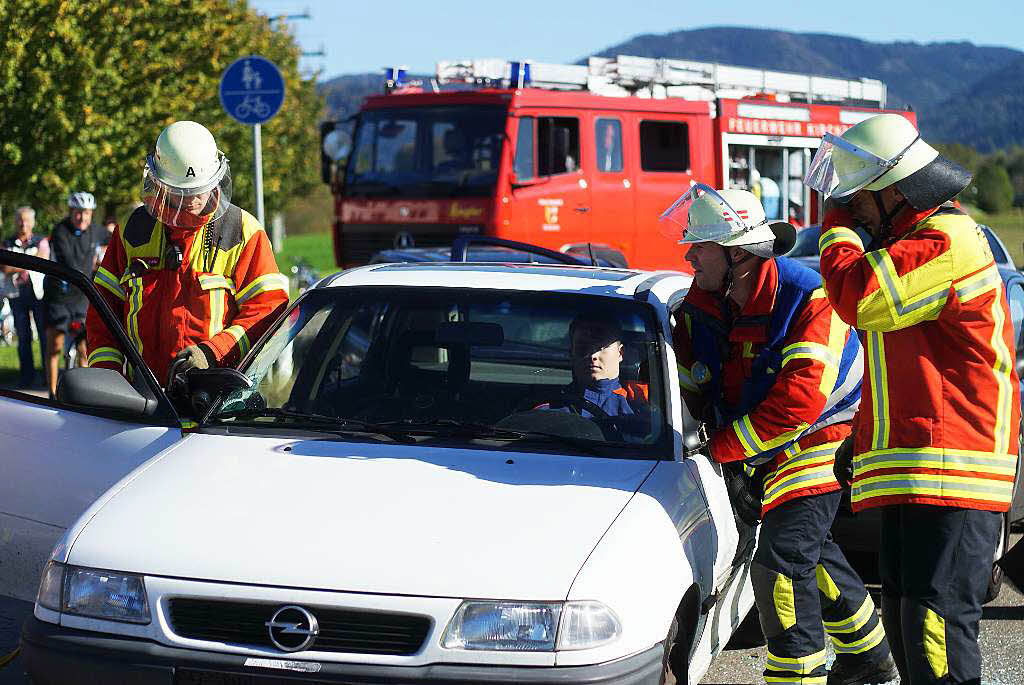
left=265, top=605, right=319, bottom=652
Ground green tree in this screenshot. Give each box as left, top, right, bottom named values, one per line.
left=0, top=0, right=321, bottom=227
left=974, top=163, right=1014, bottom=214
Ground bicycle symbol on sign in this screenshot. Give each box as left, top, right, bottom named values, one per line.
left=235, top=95, right=271, bottom=120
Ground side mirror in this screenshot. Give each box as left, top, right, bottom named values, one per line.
left=58, top=368, right=157, bottom=416
left=187, top=368, right=254, bottom=417
left=509, top=173, right=544, bottom=189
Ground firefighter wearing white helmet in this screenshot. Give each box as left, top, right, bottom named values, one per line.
left=666, top=184, right=897, bottom=685
left=86, top=121, right=288, bottom=403
left=807, top=114, right=1020, bottom=684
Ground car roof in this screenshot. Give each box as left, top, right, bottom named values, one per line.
left=321, top=262, right=692, bottom=299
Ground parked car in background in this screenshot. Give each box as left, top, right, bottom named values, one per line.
left=3, top=250, right=756, bottom=685
left=787, top=224, right=1024, bottom=600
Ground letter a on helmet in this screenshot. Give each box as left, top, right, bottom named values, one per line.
left=804, top=113, right=971, bottom=209
left=142, top=120, right=233, bottom=228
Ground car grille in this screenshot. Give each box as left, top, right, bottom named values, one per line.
left=340, top=223, right=476, bottom=264
left=167, top=598, right=431, bottom=655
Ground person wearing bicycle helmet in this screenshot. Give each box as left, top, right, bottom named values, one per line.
left=667, top=185, right=897, bottom=685
left=806, top=113, right=1020, bottom=685
left=44, top=190, right=98, bottom=397
left=86, top=121, right=287, bottom=398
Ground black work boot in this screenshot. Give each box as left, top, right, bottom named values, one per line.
left=827, top=653, right=899, bottom=685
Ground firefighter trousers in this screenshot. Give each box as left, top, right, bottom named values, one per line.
left=752, top=490, right=891, bottom=684
left=879, top=504, right=1001, bottom=685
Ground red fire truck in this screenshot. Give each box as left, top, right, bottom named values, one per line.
left=321, top=56, right=917, bottom=269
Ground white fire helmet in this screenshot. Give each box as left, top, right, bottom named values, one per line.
left=659, top=183, right=791, bottom=255
left=142, top=121, right=232, bottom=228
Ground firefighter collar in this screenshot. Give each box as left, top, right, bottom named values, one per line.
left=683, top=258, right=778, bottom=343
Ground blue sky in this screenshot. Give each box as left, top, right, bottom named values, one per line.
left=250, top=0, right=1022, bottom=80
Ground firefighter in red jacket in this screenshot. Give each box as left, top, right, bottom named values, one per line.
left=806, top=113, right=1020, bottom=685
left=87, top=121, right=288, bottom=391
left=668, top=185, right=896, bottom=685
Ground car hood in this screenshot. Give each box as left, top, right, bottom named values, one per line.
left=68, top=433, right=656, bottom=599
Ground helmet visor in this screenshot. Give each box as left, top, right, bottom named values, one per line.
left=804, top=133, right=895, bottom=200
left=142, top=154, right=232, bottom=228
left=658, top=183, right=752, bottom=244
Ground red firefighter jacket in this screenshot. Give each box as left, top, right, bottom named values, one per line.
left=673, top=257, right=859, bottom=514
left=819, top=204, right=1020, bottom=513
left=86, top=205, right=288, bottom=385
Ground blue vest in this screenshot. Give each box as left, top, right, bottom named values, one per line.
left=682, top=257, right=862, bottom=463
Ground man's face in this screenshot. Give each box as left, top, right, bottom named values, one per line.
left=14, top=211, right=34, bottom=237
left=571, top=321, right=623, bottom=382
left=169, top=190, right=212, bottom=216
left=846, top=186, right=903, bottom=233
left=685, top=241, right=730, bottom=291
left=70, top=208, right=92, bottom=230
left=603, top=124, right=616, bottom=148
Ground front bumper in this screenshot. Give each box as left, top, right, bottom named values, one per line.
left=22, top=616, right=665, bottom=685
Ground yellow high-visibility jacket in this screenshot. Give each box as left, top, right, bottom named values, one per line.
left=819, top=204, right=1020, bottom=513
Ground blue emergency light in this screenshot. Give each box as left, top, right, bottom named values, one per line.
left=384, top=67, right=407, bottom=92
left=510, top=61, right=531, bottom=88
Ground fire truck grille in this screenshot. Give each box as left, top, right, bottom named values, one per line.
left=167, top=598, right=431, bottom=655
left=341, top=223, right=475, bottom=263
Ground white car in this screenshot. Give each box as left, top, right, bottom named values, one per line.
left=1, top=251, right=755, bottom=685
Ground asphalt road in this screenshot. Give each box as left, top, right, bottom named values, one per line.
left=2, top=537, right=1022, bottom=684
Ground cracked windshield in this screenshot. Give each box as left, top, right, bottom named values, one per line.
left=211, top=287, right=667, bottom=455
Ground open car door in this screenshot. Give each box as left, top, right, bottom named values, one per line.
left=0, top=250, right=183, bottom=604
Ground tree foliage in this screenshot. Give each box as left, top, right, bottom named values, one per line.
left=974, top=163, right=1014, bottom=214
left=0, top=0, right=322, bottom=228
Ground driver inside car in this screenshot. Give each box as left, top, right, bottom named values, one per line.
left=537, top=315, right=649, bottom=425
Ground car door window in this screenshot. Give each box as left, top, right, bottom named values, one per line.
left=537, top=117, right=580, bottom=176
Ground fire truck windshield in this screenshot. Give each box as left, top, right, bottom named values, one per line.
left=344, top=106, right=506, bottom=197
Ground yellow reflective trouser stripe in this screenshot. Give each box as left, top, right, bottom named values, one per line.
left=833, top=621, right=885, bottom=654
left=988, top=286, right=1014, bottom=454
left=823, top=594, right=873, bottom=633
left=87, top=346, right=124, bottom=367
left=765, top=648, right=826, bottom=674
left=235, top=272, right=289, bottom=304
left=819, top=226, right=863, bottom=253
left=765, top=676, right=826, bottom=685
left=125, top=278, right=144, bottom=357
left=866, top=331, right=889, bottom=450
left=209, top=289, right=225, bottom=338
left=224, top=324, right=250, bottom=358
left=678, top=364, right=697, bottom=392
left=923, top=608, right=949, bottom=679
left=815, top=564, right=840, bottom=603
left=773, top=574, right=796, bottom=631
left=93, top=267, right=126, bottom=300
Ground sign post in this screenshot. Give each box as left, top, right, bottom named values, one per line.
left=219, top=56, right=285, bottom=229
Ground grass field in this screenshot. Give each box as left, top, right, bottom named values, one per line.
left=274, top=231, right=339, bottom=282
left=966, top=206, right=1024, bottom=266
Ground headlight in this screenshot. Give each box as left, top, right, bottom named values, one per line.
left=36, top=563, right=151, bottom=624
left=442, top=600, right=620, bottom=652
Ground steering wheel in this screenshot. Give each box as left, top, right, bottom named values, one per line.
left=514, top=390, right=610, bottom=420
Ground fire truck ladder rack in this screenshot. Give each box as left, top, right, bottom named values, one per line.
left=435, top=55, right=886, bottom=108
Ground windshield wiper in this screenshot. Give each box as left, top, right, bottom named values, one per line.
left=211, top=407, right=417, bottom=443
left=368, top=418, right=607, bottom=456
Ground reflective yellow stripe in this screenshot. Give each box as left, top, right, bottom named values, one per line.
left=125, top=278, right=144, bottom=356
left=819, top=226, right=863, bottom=253
left=954, top=265, right=1000, bottom=303
left=815, top=564, right=840, bottom=602
left=833, top=621, right=885, bottom=654
left=762, top=443, right=840, bottom=506
left=197, top=274, right=236, bottom=293
left=823, top=595, right=873, bottom=633
left=93, top=267, right=126, bottom=301
left=923, top=608, right=949, bottom=679
left=733, top=412, right=811, bottom=458
left=678, top=364, right=697, bottom=392
left=224, top=324, right=251, bottom=358
left=236, top=272, right=289, bottom=304
left=989, top=286, right=1014, bottom=454
left=773, top=574, right=796, bottom=631
left=209, top=289, right=225, bottom=338
left=857, top=249, right=951, bottom=331
left=854, top=447, right=1017, bottom=477
left=765, top=648, right=826, bottom=674
left=87, top=346, right=124, bottom=367
left=765, top=678, right=825, bottom=685
left=866, top=331, right=889, bottom=450
left=781, top=341, right=838, bottom=368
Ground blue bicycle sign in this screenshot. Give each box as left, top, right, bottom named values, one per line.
left=220, top=56, right=284, bottom=125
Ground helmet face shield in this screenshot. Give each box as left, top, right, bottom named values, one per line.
left=142, top=155, right=232, bottom=228
left=659, top=183, right=764, bottom=245
left=804, top=131, right=921, bottom=200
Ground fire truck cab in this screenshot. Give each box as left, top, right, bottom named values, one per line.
left=323, top=56, right=916, bottom=270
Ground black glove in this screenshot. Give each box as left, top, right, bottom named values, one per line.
left=833, top=436, right=854, bottom=489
